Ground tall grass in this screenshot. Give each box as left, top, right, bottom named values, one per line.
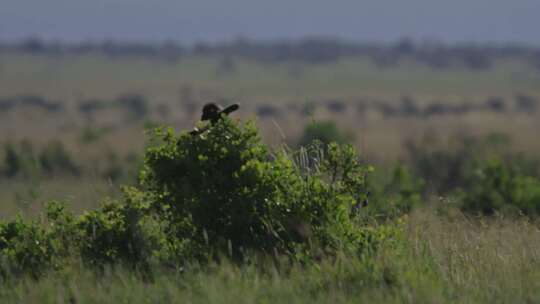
left=1, top=207, right=539, bottom=303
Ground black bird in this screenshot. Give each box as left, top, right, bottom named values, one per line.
left=201, top=103, right=240, bottom=124
left=190, top=102, right=240, bottom=135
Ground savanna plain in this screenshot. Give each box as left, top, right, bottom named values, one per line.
left=1, top=41, right=540, bottom=303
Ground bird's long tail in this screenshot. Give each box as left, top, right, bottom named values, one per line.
left=220, top=103, right=240, bottom=116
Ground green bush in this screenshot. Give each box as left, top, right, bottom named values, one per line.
left=372, top=165, right=424, bottom=219
left=1, top=140, right=79, bottom=178
left=0, top=117, right=397, bottom=278
left=76, top=187, right=159, bottom=270
left=79, top=126, right=110, bottom=144
left=38, top=140, right=79, bottom=176
left=298, top=120, right=351, bottom=147
left=0, top=216, right=56, bottom=278
left=1, top=140, right=39, bottom=178
left=405, top=134, right=483, bottom=194
left=386, top=165, right=424, bottom=214
left=0, top=202, right=74, bottom=279
left=361, top=165, right=424, bottom=221
left=140, top=118, right=380, bottom=260
left=406, top=132, right=540, bottom=196
left=115, top=94, right=149, bottom=121
left=460, top=159, right=540, bottom=216
left=100, top=150, right=127, bottom=182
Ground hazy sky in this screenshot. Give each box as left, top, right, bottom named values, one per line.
left=1, top=0, right=539, bottom=45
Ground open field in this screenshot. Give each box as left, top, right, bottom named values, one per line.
left=1, top=50, right=540, bottom=215
left=2, top=53, right=540, bottom=101
left=1, top=52, right=539, bottom=156
left=0, top=178, right=119, bottom=219
left=1, top=46, right=540, bottom=302
left=1, top=51, right=539, bottom=218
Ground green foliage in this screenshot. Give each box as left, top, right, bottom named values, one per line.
left=140, top=118, right=379, bottom=260
left=1, top=140, right=79, bottom=178
left=0, top=202, right=75, bottom=278
left=364, top=165, right=425, bottom=221
left=79, top=126, right=110, bottom=144
left=460, top=159, right=540, bottom=216
left=298, top=120, right=351, bottom=147
left=301, top=101, right=316, bottom=116
left=0, top=117, right=396, bottom=279
left=3, top=210, right=540, bottom=304
left=405, top=134, right=483, bottom=194
left=1, top=140, right=38, bottom=178
left=44, top=201, right=78, bottom=257
left=371, top=165, right=424, bottom=219
left=0, top=216, right=56, bottom=278
left=100, top=150, right=127, bottom=182
left=115, top=94, right=149, bottom=121
left=38, top=140, right=79, bottom=176
left=386, top=165, right=424, bottom=214
left=405, top=132, right=540, bottom=195
left=76, top=187, right=159, bottom=270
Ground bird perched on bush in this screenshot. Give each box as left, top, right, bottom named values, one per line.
left=201, top=103, right=240, bottom=124
left=190, top=102, right=240, bottom=135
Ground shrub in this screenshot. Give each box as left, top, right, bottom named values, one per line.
left=515, top=94, right=538, bottom=113
left=301, top=101, right=317, bottom=117
left=1, top=140, right=80, bottom=178
left=1, top=140, right=39, bottom=178
left=298, top=120, right=351, bottom=147
left=78, top=99, right=108, bottom=118
left=0, top=195, right=160, bottom=279
left=384, top=165, right=424, bottom=215
left=16, top=95, right=63, bottom=112
left=101, top=150, right=126, bottom=182
left=0, top=216, right=57, bottom=278
left=38, top=140, right=79, bottom=176
left=79, top=126, right=110, bottom=144
left=140, top=117, right=379, bottom=260
left=76, top=187, right=159, bottom=270
left=0, top=117, right=397, bottom=278
left=115, top=94, right=148, bottom=120
left=404, top=133, right=522, bottom=195
left=0, top=202, right=75, bottom=279
left=363, top=165, right=424, bottom=221
left=45, top=201, right=78, bottom=257
left=459, top=159, right=540, bottom=216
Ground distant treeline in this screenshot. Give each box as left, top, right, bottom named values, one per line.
left=0, top=93, right=537, bottom=120
left=0, top=139, right=137, bottom=182
left=256, top=95, right=539, bottom=118
left=2, top=37, right=540, bottom=69
left=0, top=94, right=148, bottom=120
left=0, top=95, right=63, bottom=112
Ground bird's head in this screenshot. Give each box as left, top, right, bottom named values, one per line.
left=201, top=103, right=222, bottom=121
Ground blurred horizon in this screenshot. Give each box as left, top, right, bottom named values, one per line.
left=1, top=0, right=540, bottom=224
left=1, top=0, right=540, bottom=46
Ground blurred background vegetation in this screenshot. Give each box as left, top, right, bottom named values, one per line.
left=2, top=1, right=540, bottom=300
left=0, top=38, right=539, bottom=218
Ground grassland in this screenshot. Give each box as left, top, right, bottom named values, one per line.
left=1, top=50, right=540, bottom=303
left=0, top=178, right=119, bottom=219
left=1, top=52, right=540, bottom=217
left=1, top=208, right=539, bottom=303
left=1, top=53, right=539, bottom=101
left=1, top=52, right=539, bottom=155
